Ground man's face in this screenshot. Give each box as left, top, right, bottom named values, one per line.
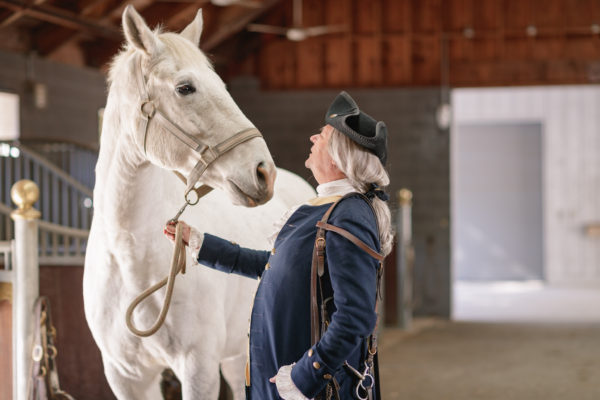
left=305, top=125, right=343, bottom=183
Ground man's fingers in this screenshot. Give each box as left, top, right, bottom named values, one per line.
left=269, top=376, right=276, bottom=383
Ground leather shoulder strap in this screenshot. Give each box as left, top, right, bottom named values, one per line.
left=310, top=193, right=383, bottom=346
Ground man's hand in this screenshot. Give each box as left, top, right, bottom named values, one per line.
left=163, top=220, right=191, bottom=245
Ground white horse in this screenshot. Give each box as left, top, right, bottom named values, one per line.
left=83, top=6, right=314, bottom=400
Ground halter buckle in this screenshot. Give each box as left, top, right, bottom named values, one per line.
left=141, top=100, right=156, bottom=119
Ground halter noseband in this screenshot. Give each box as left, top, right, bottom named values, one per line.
left=134, top=57, right=263, bottom=201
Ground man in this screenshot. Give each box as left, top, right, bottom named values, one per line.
left=165, top=91, right=392, bottom=399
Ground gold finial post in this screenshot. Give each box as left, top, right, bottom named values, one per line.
left=397, top=188, right=413, bottom=206
left=10, top=179, right=41, bottom=220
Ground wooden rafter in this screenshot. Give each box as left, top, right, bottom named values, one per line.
left=0, top=0, right=122, bottom=39
left=77, top=0, right=282, bottom=69
left=202, top=0, right=281, bottom=50
left=0, top=0, right=46, bottom=28
left=36, top=0, right=158, bottom=56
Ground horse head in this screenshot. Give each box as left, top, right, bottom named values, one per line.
left=117, top=5, right=275, bottom=206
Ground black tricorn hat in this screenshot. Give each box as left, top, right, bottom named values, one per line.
left=325, top=91, right=387, bottom=164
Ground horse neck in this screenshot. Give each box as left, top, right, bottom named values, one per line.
left=94, top=64, right=155, bottom=231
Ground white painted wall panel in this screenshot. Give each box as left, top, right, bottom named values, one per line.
left=453, top=86, right=600, bottom=286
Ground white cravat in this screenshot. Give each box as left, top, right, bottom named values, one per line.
left=315, top=178, right=355, bottom=198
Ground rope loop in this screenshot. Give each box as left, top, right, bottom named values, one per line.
left=125, top=222, right=187, bottom=337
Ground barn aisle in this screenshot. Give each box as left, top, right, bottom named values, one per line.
left=379, top=319, right=600, bottom=400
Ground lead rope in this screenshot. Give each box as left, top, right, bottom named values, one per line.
left=125, top=173, right=213, bottom=337
left=125, top=221, right=187, bottom=337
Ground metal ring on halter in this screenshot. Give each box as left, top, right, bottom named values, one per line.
left=140, top=100, right=156, bottom=119
left=185, top=189, right=200, bottom=206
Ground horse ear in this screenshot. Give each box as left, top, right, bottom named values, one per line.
left=180, top=9, right=203, bottom=47
left=122, top=5, right=160, bottom=55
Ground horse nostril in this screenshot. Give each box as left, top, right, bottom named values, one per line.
left=256, top=161, right=275, bottom=200
left=257, top=162, right=268, bottom=185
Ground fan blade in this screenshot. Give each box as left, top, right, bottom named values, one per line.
left=212, top=0, right=262, bottom=7
left=303, top=25, right=348, bottom=37
left=236, top=0, right=263, bottom=7
left=247, top=24, right=289, bottom=35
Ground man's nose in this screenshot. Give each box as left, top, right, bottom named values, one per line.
left=310, top=134, right=319, bottom=143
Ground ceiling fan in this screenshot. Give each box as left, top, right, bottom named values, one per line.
left=247, top=0, right=347, bottom=41
left=157, top=0, right=262, bottom=8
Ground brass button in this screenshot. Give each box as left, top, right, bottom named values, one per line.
left=308, top=349, right=313, bottom=357
left=271, top=248, right=276, bottom=255
left=323, top=373, right=332, bottom=380
left=329, top=113, right=338, bottom=118
left=265, top=263, right=270, bottom=270
left=312, top=362, right=321, bottom=370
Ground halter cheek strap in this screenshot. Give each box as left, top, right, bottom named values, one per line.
left=134, top=56, right=262, bottom=199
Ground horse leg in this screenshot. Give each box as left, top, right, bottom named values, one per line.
left=220, top=353, right=246, bottom=400
left=178, top=356, right=221, bottom=400
left=103, top=358, right=163, bottom=400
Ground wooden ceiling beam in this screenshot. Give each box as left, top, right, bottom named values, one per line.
left=80, top=0, right=282, bottom=70
left=0, top=0, right=46, bottom=28
left=36, top=0, right=156, bottom=56
left=0, top=0, right=121, bottom=40
left=201, top=0, right=282, bottom=51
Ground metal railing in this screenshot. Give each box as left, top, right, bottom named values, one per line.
left=19, top=139, right=97, bottom=190
left=0, top=202, right=88, bottom=266
left=1, top=142, right=94, bottom=234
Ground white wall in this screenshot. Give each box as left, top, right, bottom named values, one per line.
left=0, top=92, right=19, bottom=140
left=452, top=86, right=600, bottom=286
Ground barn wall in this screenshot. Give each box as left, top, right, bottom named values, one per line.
left=230, top=78, right=451, bottom=317
left=0, top=50, right=105, bottom=147
left=453, top=86, right=600, bottom=286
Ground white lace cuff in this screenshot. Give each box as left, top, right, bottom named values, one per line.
left=188, top=227, right=204, bottom=261
left=275, top=364, right=311, bottom=400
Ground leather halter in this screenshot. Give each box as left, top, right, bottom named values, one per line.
left=134, top=56, right=263, bottom=203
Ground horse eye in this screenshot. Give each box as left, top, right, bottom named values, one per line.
left=176, top=84, right=196, bottom=96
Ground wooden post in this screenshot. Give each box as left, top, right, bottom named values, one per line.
left=396, top=188, right=413, bottom=329
left=11, top=180, right=41, bottom=400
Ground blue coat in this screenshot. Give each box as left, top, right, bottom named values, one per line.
left=197, top=194, right=380, bottom=399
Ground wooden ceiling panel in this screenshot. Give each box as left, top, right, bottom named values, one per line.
left=471, top=37, right=501, bottom=61
left=530, top=37, right=565, bottom=61
left=296, top=38, right=323, bottom=87
left=565, top=36, right=600, bottom=60
left=443, top=0, right=473, bottom=31
left=260, top=39, right=295, bottom=89
left=355, top=37, right=382, bottom=85
left=324, top=0, right=352, bottom=27
left=354, top=0, right=381, bottom=34
left=505, top=0, right=533, bottom=30
left=473, top=0, right=502, bottom=30
left=503, top=37, right=532, bottom=60
left=324, top=36, right=352, bottom=86
left=302, top=0, right=324, bottom=26
left=382, top=0, right=410, bottom=33
left=565, top=0, right=599, bottom=27
left=411, top=0, right=442, bottom=33
left=533, top=0, right=564, bottom=29
left=449, top=37, right=473, bottom=62
left=383, top=35, right=411, bottom=84
left=1, top=0, right=599, bottom=88
left=411, top=35, right=440, bottom=84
